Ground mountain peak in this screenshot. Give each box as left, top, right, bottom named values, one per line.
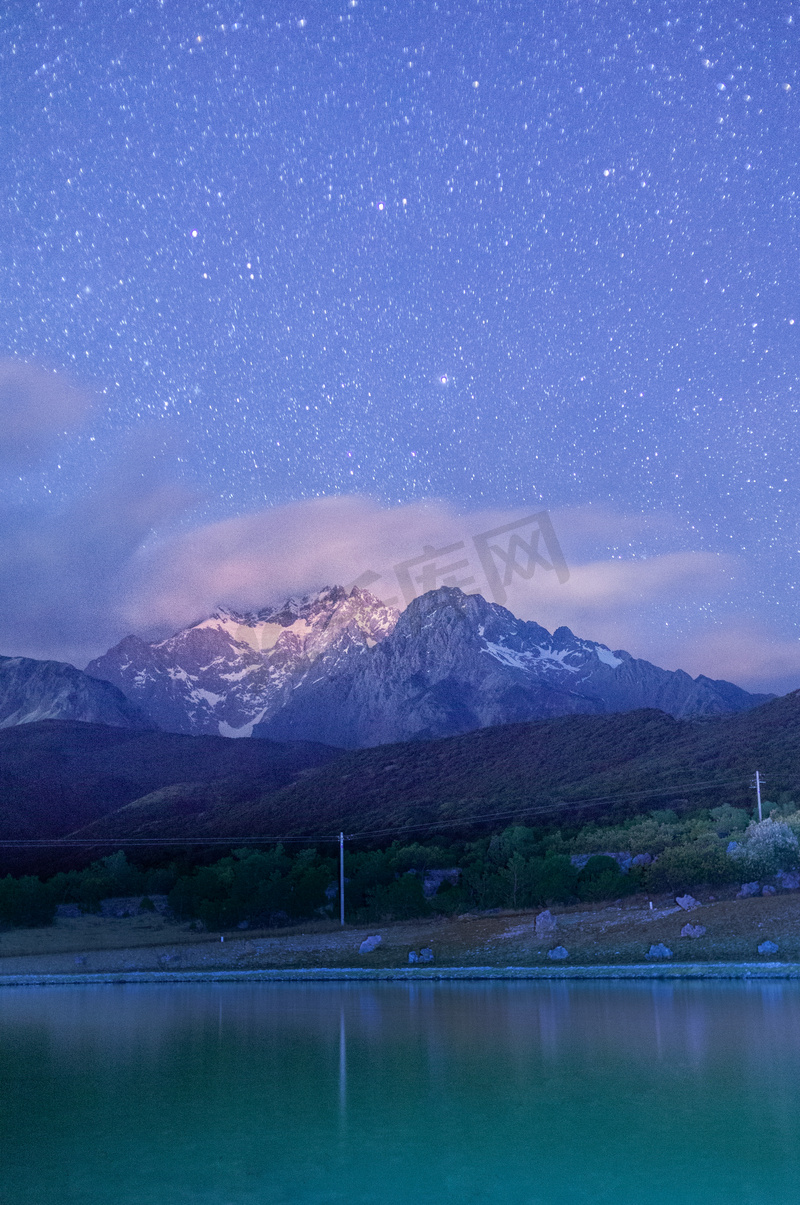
left=87, top=585, right=399, bottom=737
left=254, top=587, right=773, bottom=748
left=85, top=585, right=772, bottom=746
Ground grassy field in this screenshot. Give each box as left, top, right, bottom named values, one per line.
left=1, top=887, right=798, bottom=975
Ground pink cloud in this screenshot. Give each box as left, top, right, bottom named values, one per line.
left=118, top=497, right=737, bottom=650
left=119, top=495, right=478, bottom=629
left=0, top=474, right=792, bottom=696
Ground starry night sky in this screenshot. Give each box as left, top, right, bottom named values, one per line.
left=1, top=0, right=799, bottom=690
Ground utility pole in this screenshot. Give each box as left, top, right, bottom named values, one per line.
left=752, top=770, right=763, bottom=822
left=339, top=832, right=345, bottom=926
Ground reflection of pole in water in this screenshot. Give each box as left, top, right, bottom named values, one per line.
left=339, top=1006, right=347, bottom=1123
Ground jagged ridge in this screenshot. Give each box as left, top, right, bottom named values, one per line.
left=86, top=586, right=398, bottom=737
left=254, top=587, right=771, bottom=747
left=86, top=585, right=771, bottom=746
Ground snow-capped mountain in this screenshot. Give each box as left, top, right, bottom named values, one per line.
left=86, top=587, right=399, bottom=736
left=87, top=584, right=771, bottom=744
left=0, top=655, right=150, bottom=730
left=253, top=586, right=772, bottom=747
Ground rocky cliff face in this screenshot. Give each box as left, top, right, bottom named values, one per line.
left=86, top=586, right=399, bottom=736
left=253, top=587, right=771, bottom=747
left=0, top=655, right=150, bottom=730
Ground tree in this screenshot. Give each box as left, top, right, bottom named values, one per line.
left=728, top=818, right=799, bottom=879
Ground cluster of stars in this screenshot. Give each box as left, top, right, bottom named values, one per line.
left=0, top=0, right=798, bottom=673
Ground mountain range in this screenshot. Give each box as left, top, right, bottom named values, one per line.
left=87, top=585, right=768, bottom=746
left=4, top=687, right=800, bottom=873
left=253, top=586, right=769, bottom=747
left=0, top=586, right=774, bottom=752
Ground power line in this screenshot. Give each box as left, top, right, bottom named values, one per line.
left=341, top=776, right=750, bottom=840
left=0, top=773, right=751, bottom=849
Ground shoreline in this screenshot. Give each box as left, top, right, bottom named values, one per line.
left=3, top=962, right=800, bottom=986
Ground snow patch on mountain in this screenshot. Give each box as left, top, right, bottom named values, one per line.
left=254, top=586, right=773, bottom=748
left=86, top=586, right=399, bottom=736
left=596, top=646, right=623, bottom=669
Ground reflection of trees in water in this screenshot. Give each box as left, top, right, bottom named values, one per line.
left=4, top=983, right=800, bottom=1201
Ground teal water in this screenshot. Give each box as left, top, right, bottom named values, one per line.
left=1, top=982, right=798, bottom=1204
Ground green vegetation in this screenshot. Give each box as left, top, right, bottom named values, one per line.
left=0, top=851, right=178, bottom=929
left=6, top=693, right=800, bottom=869
left=2, top=800, right=799, bottom=931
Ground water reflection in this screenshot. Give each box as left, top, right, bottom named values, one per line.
left=338, top=1005, right=346, bottom=1125
left=0, top=982, right=799, bottom=1204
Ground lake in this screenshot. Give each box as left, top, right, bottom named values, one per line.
left=1, top=981, right=798, bottom=1204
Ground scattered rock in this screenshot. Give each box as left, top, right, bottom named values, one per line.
left=359, top=935, right=382, bottom=954
left=420, top=947, right=434, bottom=962
left=761, top=885, right=777, bottom=896
left=421, top=868, right=461, bottom=899
left=548, top=946, right=569, bottom=960
left=646, top=943, right=673, bottom=960
left=737, top=882, right=760, bottom=898
left=776, top=870, right=800, bottom=891
left=570, top=852, right=633, bottom=873
left=99, top=895, right=171, bottom=918
left=676, top=894, right=701, bottom=911
left=758, top=941, right=779, bottom=956
left=408, top=950, right=419, bottom=963
left=681, top=924, right=706, bottom=939
left=535, top=909, right=557, bottom=937
left=58, top=896, right=170, bottom=920
left=727, top=841, right=740, bottom=854
left=631, top=853, right=652, bottom=867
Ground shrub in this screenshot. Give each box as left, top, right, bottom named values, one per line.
left=575, top=855, right=633, bottom=902
left=0, top=875, right=56, bottom=928
left=167, top=846, right=335, bottom=929
left=648, top=837, right=737, bottom=892
left=428, top=879, right=468, bottom=915
left=48, top=851, right=147, bottom=913
left=728, top=818, right=799, bottom=879
left=782, top=810, right=800, bottom=840
left=709, top=805, right=750, bottom=837
left=531, top=855, right=578, bottom=905
left=361, top=873, right=430, bottom=921
left=460, top=862, right=506, bottom=911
